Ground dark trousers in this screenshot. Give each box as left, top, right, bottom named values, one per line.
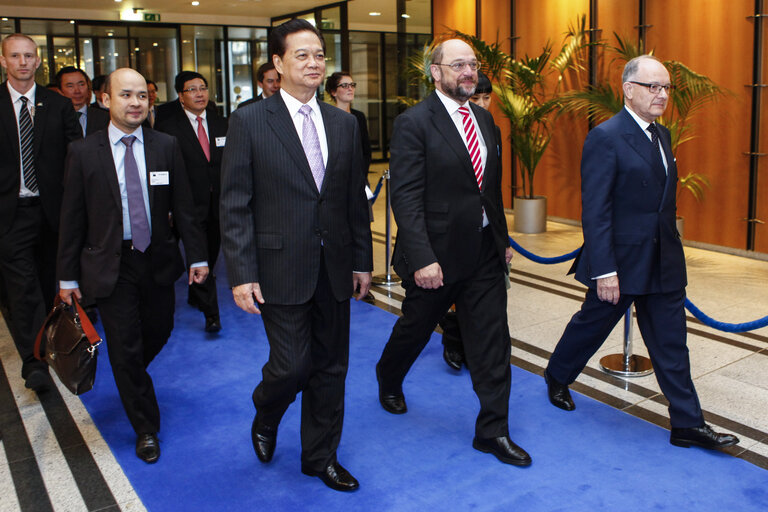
left=96, top=244, right=175, bottom=435
left=0, top=201, right=57, bottom=378
left=188, top=203, right=220, bottom=317
left=253, top=254, right=350, bottom=471
left=547, top=287, right=704, bottom=428
left=378, top=228, right=511, bottom=439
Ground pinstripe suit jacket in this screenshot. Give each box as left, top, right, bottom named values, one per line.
left=220, top=93, right=372, bottom=305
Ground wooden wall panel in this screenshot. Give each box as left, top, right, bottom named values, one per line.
left=754, top=47, right=768, bottom=253
left=432, top=0, right=476, bottom=38
left=481, top=0, right=514, bottom=208
left=514, top=0, right=589, bottom=220
left=647, top=0, right=754, bottom=249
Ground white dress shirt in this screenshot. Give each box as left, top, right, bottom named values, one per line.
left=435, top=88, right=489, bottom=227
left=183, top=107, right=208, bottom=142
left=7, top=82, right=39, bottom=198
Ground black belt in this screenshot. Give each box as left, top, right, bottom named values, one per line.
left=17, top=196, right=41, bottom=207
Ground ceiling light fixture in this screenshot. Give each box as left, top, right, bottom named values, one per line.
left=192, top=1, right=200, bottom=5
left=401, top=14, right=410, bottom=18
left=369, top=12, right=381, bottom=16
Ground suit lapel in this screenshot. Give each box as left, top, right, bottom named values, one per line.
left=97, top=131, right=122, bottom=211
left=32, top=86, right=50, bottom=159
left=428, top=93, right=476, bottom=182
left=318, top=101, right=338, bottom=196
left=0, top=84, right=20, bottom=168
left=266, top=94, right=318, bottom=193
left=619, top=110, right=666, bottom=186
left=142, top=127, right=157, bottom=208
left=470, top=102, right=497, bottom=192
left=176, top=110, right=208, bottom=162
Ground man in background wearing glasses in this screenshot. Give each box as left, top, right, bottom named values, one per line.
left=544, top=55, right=739, bottom=451
left=375, top=39, right=529, bottom=466
left=156, top=71, right=227, bottom=333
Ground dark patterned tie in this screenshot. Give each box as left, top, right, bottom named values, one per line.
left=18, top=96, right=38, bottom=193
left=120, top=136, right=151, bottom=252
left=646, top=123, right=664, bottom=162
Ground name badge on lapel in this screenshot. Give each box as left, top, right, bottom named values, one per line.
left=150, top=171, right=170, bottom=186
left=215, top=136, right=226, bottom=147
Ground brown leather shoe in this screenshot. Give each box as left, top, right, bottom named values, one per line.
left=670, top=424, right=739, bottom=450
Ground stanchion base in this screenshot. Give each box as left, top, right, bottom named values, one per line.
left=372, top=273, right=401, bottom=286
left=599, top=354, right=654, bottom=378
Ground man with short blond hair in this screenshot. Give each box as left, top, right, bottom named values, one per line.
left=0, top=33, right=81, bottom=392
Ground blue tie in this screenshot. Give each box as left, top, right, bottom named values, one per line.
left=120, top=136, right=151, bottom=252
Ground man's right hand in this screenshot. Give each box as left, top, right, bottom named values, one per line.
left=596, top=275, right=620, bottom=305
left=232, top=282, right=265, bottom=314
left=59, top=287, right=82, bottom=306
left=414, top=262, right=444, bottom=289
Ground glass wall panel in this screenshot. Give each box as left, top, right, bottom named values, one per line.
left=226, top=27, right=268, bottom=110
left=349, top=31, right=383, bottom=158
left=180, top=25, right=225, bottom=109
left=323, top=32, right=343, bottom=88
left=0, top=18, right=15, bottom=82
left=19, top=19, right=75, bottom=83
left=77, top=25, right=130, bottom=78
left=130, top=25, right=179, bottom=106
left=321, top=7, right=341, bottom=31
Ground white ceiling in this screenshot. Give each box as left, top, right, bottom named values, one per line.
left=0, top=0, right=431, bottom=32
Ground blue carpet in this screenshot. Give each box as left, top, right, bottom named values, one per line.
left=79, top=273, right=768, bottom=511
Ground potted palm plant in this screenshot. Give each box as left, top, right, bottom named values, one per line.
left=455, top=17, right=590, bottom=233
left=560, top=34, right=723, bottom=238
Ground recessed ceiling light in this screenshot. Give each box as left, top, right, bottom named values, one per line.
left=70, top=20, right=75, bottom=24
left=192, top=1, right=200, bottom=5
left=369, top=12, right=381, bottom=16
left=107, top=32, right=114, bottom=36
left=153, top=42, right=158, bottom=47
left=114, top=0, right=122, bottom=3
left=2, top=17, right=8, bottom=21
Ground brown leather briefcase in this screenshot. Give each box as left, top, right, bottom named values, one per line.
left=34, top=296, right=102, bottom=395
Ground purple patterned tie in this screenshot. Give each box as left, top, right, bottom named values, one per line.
left=121, top=136, right=151, bottom=252
left=299, top=104, right=325, bottom=190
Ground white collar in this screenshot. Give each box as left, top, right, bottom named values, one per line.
left=7, top=82, right=36, bottom=104
left=435, top=88, right=469, bottom=116
left=108, top=122, right=144, bottom=145
left=184, top=107, right=206, bottom=123
left=280, top=88, right=321, bottom=118
left=624, top=105, right=654, bottom=131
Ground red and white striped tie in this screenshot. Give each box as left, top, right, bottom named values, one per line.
left=458, top=106, right=483, bottom=189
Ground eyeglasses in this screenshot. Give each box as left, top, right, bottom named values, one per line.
left=337, top=82, right=357, bottom=89
left=434, top=61, right=479, bottom=72
left=629, top=81, right=673, bottom=94
left=182, top=86, right=209, bottom=94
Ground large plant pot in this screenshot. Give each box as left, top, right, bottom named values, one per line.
left=514, top=196, right=547, bottom=234
left=676, top=216, right=684, bottom=239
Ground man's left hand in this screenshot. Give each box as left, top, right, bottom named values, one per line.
left=189, top=266, right=209, bottom=285
left=505, top=247, right=514, bottom=265
left=353, top=272, right=372, bottom=300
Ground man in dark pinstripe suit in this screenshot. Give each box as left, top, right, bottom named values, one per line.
left=219, top=19, right=372, bottom=492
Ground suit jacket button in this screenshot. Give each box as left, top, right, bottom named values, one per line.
left=653, top=238, right=658, bottom=243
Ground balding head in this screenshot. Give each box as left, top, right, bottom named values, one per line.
left=430, top=39, right=478, bottom=103
left=104, top=68, right=149, bottom=133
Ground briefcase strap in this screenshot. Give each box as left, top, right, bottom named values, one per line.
left=34, top=296, right=102, bottom=360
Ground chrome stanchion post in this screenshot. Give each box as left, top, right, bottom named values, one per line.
left=372, top=169, right=401, bottom=287
left=599, top=305, right=653, bottom=377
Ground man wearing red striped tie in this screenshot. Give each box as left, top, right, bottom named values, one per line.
left=375, top=39, right=529, bottom=466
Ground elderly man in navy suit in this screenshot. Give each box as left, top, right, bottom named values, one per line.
left=544, top=55, right=738, bottom=451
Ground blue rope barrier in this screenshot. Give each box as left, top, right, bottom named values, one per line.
left=369, top=175, right=384, bottom=205
left=684, top=298, right=768, bottom=333
left=508, top=236, right=768, bottom=333
left=508, top=236, right=581, bottom=264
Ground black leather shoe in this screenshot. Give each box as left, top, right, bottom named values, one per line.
left=376, top=364, right=406, bottom=414
left=443, top=346, right=464, bottom=371
left=544, top=369, right=575, bottom=411
left=136, top=433, right=160, bottom=464
left=302, top=461, right=359, bottom=492
left=251, top=418, right=277, bottom=463
left=204, top=315, right=221, bottom=333
left=473, top=436, right=532, bottom=466
left=24, top=369, right=52, bottom=393
left=670, top=424, right=739, bottom=450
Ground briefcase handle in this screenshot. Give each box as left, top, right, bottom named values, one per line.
left=33, top=295, right=102, bottom=361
